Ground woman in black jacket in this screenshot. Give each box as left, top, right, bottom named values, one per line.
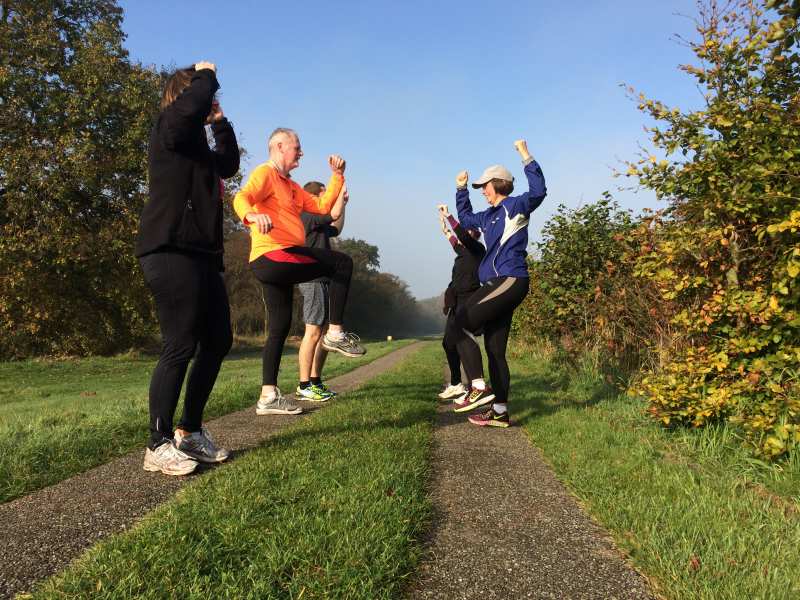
left=437, top=204, right=485, bottom=402
left=135, top=62, right=240, bottom=476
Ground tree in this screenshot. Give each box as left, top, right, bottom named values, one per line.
left=624, top=0, right=800, bottom=457
left=0, top=0, right=163, bottom=357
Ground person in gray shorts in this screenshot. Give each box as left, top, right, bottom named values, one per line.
left=296, top=181, right=349, bottom=401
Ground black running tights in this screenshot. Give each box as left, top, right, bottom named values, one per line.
left=251, top=246, right=353, bottom=385
left=447, top=277, right=529, bottom=403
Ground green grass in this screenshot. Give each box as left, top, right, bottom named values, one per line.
left=508, top=344, right=800, bottom=600
left=29, top=342, right=438, bottom=600
left=0, top=339, right=413, bottom=503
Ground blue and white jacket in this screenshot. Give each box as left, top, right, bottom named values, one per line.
left=456, top=158, right=546, bottom=284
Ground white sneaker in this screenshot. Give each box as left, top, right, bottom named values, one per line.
left=256, top=387, right=303, bottom=415
left=175, top=427, right=230, bottom=463
left=438, top=383, right=467, bottom=400
left=143, top=441, right=198, bottom=476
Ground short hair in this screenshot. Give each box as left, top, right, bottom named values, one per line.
left=268, top=127, right=298, bottom=151
left=303, top=181, right=325, bottom=195
left=161, top=67, right=194, bottom=111
left=489, top=178, right=514, bottom=196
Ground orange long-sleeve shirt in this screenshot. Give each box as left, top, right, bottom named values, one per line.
left=233, top=162, right=344, bottom=262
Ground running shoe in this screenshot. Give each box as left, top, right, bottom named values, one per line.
left=143, top=441, right=198, bottom=476
left=311, top=382, right=337, bottom=397
left=256, top=388, right=303, bottom=415
left=321, top=332, right=366, bottom=357
left=438, top=382, right=467, bottom=400
left=453, top=386, right=495, bottom=413
left=296, top=384, right=333, bottom=402
left=175, top=426, right=230, bottom=463
left=468, top=407, right=510, bottom=428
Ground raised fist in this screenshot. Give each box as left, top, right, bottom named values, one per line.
left=456, top=171, right=468, bottom=187
left=514, top=139, right=531, bottom=159
left=195, top=61, right=216, bottom=73
left=329, top=154, right=346, bottom=174
left=437, top=203, right=450, bottom=217
left=206, top=100, right=224, bottom=124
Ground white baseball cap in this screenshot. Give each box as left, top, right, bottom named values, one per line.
left=471, top=165, right=514, bottom=189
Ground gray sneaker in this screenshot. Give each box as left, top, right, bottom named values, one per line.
left=175, top=427, right=230, bottom=463
left=256, top=388, right=303, bottom=415
left=321, top=332, right=366, bottom=357
left=143, top=441, right=198, bottom=476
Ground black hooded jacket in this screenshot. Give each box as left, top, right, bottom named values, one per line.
left=135, top=69, right=240, bottom=262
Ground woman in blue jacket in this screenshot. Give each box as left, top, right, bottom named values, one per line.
left=451, top=140, right=546, bottom=427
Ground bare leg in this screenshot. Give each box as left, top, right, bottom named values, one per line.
left=299, top=323, right=324, bottom=382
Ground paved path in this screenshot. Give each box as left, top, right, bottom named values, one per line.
left=0, top=342, right=424, bottom=599
left=408, top=400, right=655, bottom=599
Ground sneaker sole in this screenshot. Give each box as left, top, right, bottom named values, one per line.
left=179, top=449, right=230, bottom=464
left=320, top=341, right=366, bottom=358
left=453, top=393, right=495, bottom=413
left=256, top=407, right=303, bottom=415
left=468, top=416, right=510, bottom=428
left=296, top=392, right=332, bottom=402
left=143, top=461, right=198, bottom=476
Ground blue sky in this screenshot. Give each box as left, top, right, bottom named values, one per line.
left=119, top=0, right=702, bottom=298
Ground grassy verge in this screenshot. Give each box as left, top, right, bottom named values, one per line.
left=508, top=344, right=800, bottom=600
left=29, top=342, right=438, bottom=600
left=0, top=339, right=413, bottom=503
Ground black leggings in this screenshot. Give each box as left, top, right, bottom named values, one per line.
left=442, top=294, right=477, bottom=385
left=442, top=313, right=463, bottom=385
left=447, top=277, right=529, bottom=403
left=251, top=246, right=353, bottom=385
left=140, top=251, right=233, bottom=449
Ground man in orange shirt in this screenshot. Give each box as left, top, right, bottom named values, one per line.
left=233, top=128, right=365, bottom=416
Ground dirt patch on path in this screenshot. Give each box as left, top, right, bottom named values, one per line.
left=409, top=401, right=655, bottom=599
left=0, top=342, right=425, bottom=599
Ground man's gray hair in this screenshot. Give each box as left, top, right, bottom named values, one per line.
left=268, top=127, right=297, bottom=150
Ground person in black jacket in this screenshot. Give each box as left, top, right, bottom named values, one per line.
left=437, top=204, right=485, bottom=402
left=135, top=62, right=240, bottom=476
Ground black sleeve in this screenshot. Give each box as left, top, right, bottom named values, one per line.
left=326, top=225, right=340, bottom=238
left=211, top=119, right=240, bottom=179
left=453, top=222, right=485, bottom=256
left=301, top=212, right=334, bottom=235
left=443, top=284, right=456, bottom=311
left=160, top=69, right=219, bottom=150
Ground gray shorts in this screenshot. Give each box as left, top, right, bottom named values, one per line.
left=298, top=280, right=329, bottom=326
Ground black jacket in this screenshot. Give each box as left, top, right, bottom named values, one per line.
left=449, top=222, right=485, bottom=300
left=135, top=69, right=240, bottom=261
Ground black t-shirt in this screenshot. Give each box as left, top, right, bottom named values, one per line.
left=301, top=213, right=338, bottom=250
left=301, top=213, right=339, bottom=283
left=450, top=223, right=485, bottom=299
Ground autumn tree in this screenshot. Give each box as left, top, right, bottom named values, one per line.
left=624, top=0, right=800, bottom=457
left=0, top=0, right=163, bottom=357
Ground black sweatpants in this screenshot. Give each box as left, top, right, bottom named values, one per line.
left=447, top=277, right=529, bottom=404
left=251, top=246, right=353, bottom=385
left=139, top=251, right=233, bottom=449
